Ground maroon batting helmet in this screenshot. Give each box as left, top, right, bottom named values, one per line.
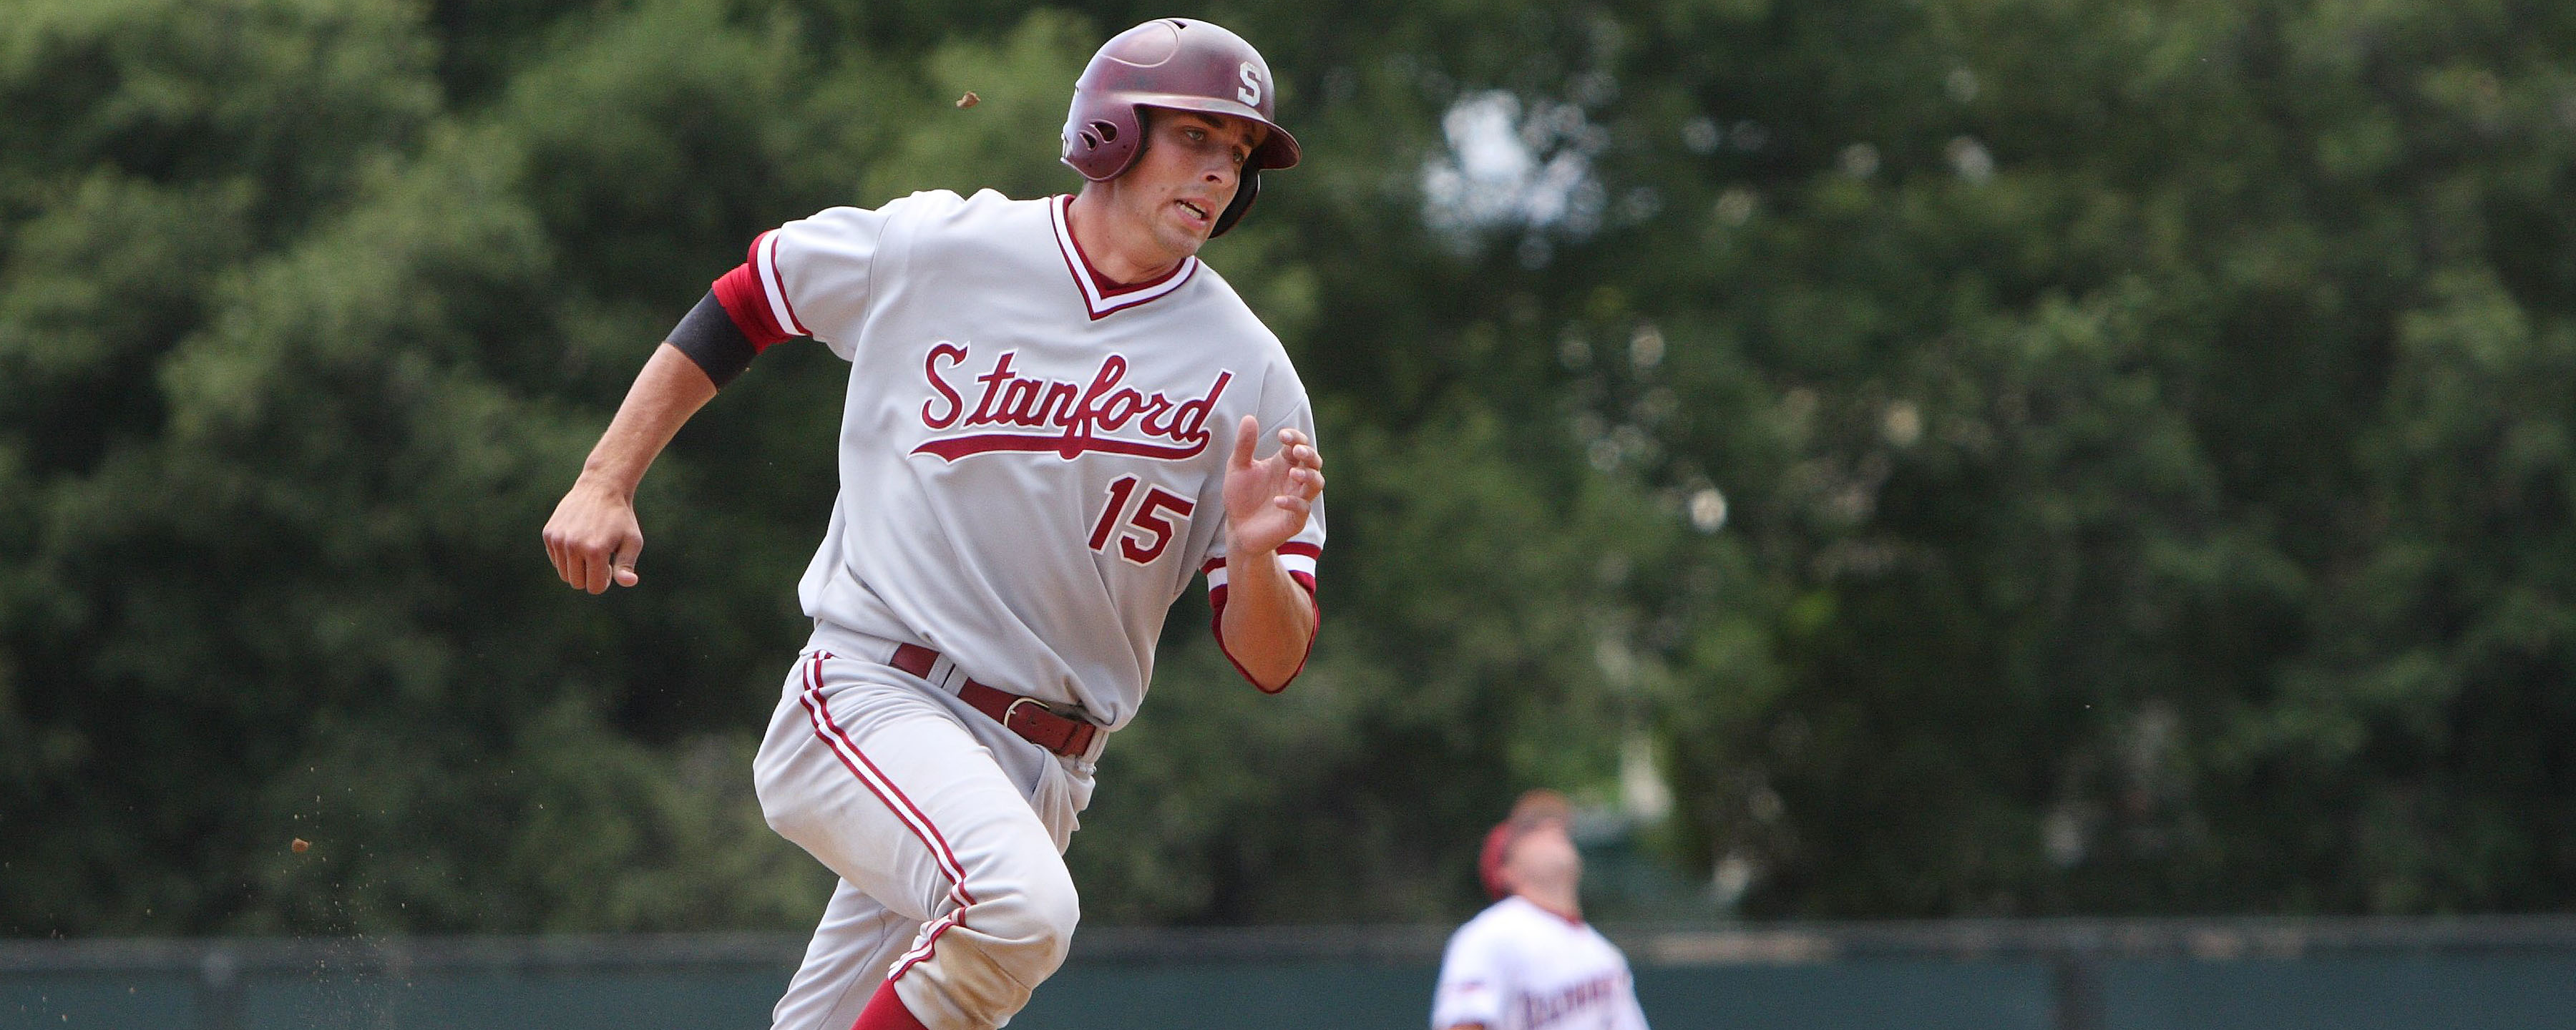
left=1061, top=18, right=1302, bottom=237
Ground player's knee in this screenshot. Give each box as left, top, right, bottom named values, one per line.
left=977, top=860, right=1082, bottom=974
left=1026, top=863, right=1082, bottom=961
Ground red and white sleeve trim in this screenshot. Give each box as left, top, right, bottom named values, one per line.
left=751, top=230, right=811, bottom=337
left=1207, top=541, right=1322, bottom=693
left=1201, top=541, right=1320, bottom=592
left=711, top=230, right=811, bottom=350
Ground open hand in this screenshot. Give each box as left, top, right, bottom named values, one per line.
left=1221, top=415, right=1324, bottom=556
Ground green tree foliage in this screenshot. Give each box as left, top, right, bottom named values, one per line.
left=4, top=0, right=2574, bottom=936
left=1631, top=0, right=2576, bottom=915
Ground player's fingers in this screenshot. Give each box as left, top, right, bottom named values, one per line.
left=612, top=539, right=642, bottom=588
left=1282, top=473, right=1321, bottom=504
left=580, top=548, right=608, bottom=594
left=1229, top=415, right=1260, bottom=471
left=1272, top=494, right=1312, bottom=517
left=1299, top=469, right=1326, bottom=497
left=551, top=536, right=585, bottom=590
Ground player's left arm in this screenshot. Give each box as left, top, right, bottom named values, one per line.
left=1217, top=413, right=1324, bottom=691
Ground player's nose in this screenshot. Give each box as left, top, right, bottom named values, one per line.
left=1199, top=170, right=1239, bottom=209
left=1201, top=149, right=1241, bottom=185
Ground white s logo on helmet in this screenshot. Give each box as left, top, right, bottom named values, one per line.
left=1237, top=62, right=1262, bottom=107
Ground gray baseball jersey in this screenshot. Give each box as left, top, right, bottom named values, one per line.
left=746, top=188, right=1322, bottom=732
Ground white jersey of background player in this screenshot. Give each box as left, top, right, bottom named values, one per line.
left=542, top=19, right=1322, bottom=1030
left=1434, top=790, right=1652, bottom=1030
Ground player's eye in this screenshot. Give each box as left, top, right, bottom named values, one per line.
left=1184, top=127, right=1206, bottom=142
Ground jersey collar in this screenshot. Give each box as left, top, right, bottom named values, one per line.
left=1050, top=195, right=1199, bottom=320
left=1506, top=893, right=1589, bottom=928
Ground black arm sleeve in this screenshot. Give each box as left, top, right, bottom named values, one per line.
left=668, top=291, right=759, bottom=388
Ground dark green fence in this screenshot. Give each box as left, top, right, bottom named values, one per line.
left=9, top=918, right=2575, bottom=1030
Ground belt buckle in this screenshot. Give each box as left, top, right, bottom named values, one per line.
left=1003, top=695, right=1051, bottom=730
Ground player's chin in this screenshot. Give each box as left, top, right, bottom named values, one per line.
left=1163, top=205, right=1217, bottom=248
left=1158, top=223, right=1211, bottom=257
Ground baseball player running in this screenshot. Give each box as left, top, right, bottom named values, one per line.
left=1433, top=790, right=1652, bottom=1030
left=540, top=19, right=1322, bottom=1029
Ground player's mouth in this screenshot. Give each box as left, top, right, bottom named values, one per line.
left=1174, top=198, right=1212, bottom=229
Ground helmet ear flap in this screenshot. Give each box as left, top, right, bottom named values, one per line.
left=1211, top=170, right=1259, bottom=237
left=1062, top=108, right=1143, bottom=179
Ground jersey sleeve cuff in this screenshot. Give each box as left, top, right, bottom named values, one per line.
left=711, top=258, right=799, bottom=350
left=1207, top=545, right=1322, bottom=693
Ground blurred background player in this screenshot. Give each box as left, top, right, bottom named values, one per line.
left=1433, top=790, right=1652, bottom=1030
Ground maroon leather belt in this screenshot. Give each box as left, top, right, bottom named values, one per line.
left=890, top=642, right=1100, bottom=759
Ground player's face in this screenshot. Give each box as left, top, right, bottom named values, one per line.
left=1115, top=109, right=1266, bottom=256
left=1504, top=820, right=1582, bottom=893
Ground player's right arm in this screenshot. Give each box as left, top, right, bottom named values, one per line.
left=543, top=199, right=909, bottom=592
left=1430, top=920, right=1509, bottom=1030
left=542, top=343, right=718, bottom=593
